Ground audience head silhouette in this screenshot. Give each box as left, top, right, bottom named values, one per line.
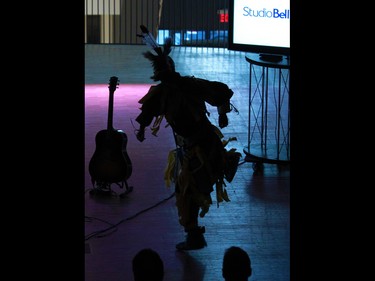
left=132, top=248, right=164, bottom=281
left=222, top=246, right=252, bottom=281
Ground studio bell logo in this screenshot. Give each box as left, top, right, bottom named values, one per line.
left=242, top=7, right=290, bottom=19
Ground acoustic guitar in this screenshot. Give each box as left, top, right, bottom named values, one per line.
left=89, top=76, right=132, bottom=189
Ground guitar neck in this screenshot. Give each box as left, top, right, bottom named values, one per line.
left=107, top=91, right=115, bottom=131
left=107, top=76, right=119, bottom=131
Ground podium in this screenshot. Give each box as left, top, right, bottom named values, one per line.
left=244, top=53, right=290, bottom=171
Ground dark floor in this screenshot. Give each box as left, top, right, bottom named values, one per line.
left=84, top=44, right=290, bottom=281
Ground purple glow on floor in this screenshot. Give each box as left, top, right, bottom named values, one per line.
left=85, top=84, right=154, bottom=105
left=84, top=83, right=154, bottom=130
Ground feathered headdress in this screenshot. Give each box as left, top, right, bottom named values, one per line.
left=137, top=25, right=175, bottom=81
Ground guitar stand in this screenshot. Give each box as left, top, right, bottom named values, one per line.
left=89, top=180, right=133, bottom=198
left=119, top=180, right=133, bottom=198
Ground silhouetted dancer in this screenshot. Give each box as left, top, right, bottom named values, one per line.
left=135, top=25, right=241, bottom=250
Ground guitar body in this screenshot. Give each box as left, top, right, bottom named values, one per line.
left=88, top=76, right=133, bottom=187
left=89, top=129, right=132, bottom=183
